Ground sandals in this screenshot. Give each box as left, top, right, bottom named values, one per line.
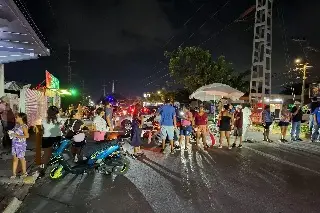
left=10, top=173, right=28, bottom=179
left=20, top=173, right=28, bottom=179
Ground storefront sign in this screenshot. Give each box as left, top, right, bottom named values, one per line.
left=46, top=71, right=59, bottom=89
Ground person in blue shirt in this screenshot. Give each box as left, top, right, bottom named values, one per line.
left=311, top=106, right=320, bottom=142
left=291, top=101, right=303, bottom=141
left=158, top=99, right=177, bottom=154
left=262, top=105, right=273, bottom=142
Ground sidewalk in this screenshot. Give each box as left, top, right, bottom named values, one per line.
left=244, top=131, right=320, bottom=154
left=0, top=133, right=40, bottom=213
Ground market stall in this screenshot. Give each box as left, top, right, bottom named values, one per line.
left=19, top=71, right=61, bottom=126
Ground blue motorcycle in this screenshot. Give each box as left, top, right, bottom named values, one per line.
left=48, top=138, right=130, bottom=180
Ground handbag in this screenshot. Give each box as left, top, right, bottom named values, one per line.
left=73, top=132, right=85, bottom=142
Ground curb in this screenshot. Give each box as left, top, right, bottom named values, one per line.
left=3, top=197, right=22, bottom=213
left=1, top=171, right=39, bottom=213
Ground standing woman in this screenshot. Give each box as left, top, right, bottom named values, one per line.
left=278, top=105, right=291, bottom=142
left=131, top=103, right=144, bottom=157
left=63, top=110, right=86, bottom=162
left=41, top=106, right=62, bottom=167
left=218, top=104, right=233, bottom=149
left=92, top=107, right=107, bottom=142
left=262, top=105, right=273, bottom=142
left=194, top=105, right=209, bottom=149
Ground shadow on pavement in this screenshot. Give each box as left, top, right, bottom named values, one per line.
left=20, top=172, right=154, bottom=213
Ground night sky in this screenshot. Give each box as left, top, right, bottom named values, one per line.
left=5, top=0, right=320, bottom=99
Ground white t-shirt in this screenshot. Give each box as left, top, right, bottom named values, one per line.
left=93, top=116, right=108, bottom=132
left=42, top=118, right=63, bottom=137
left=242, top=107, right=251, bottom=124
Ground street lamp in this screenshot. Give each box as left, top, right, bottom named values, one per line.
left=294, top=58, right=313, bottom=106
left=157, top=91, right=161, bottom=94
left=295, top=58, right=301, bottom=64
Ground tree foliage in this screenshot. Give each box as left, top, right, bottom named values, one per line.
left=165, top=46, right=250, bottom=93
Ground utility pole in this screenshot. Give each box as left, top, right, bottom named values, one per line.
left=294, top=59, right=313, bottom=106
left=67, top=43, right=76, bottom=85
left=80, top=79, right=85, bottom=104
left=112, top=80, right=115, bottom=93
left=102, top=80, right=108, bottom=97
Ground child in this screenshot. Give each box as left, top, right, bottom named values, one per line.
left=10, top=113, right=29, bottom=179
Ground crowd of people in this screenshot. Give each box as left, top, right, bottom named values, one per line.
left=2, top=94, right=320, bottom=178
left=262, top=97, right=320, bottom=143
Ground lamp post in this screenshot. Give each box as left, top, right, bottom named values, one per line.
left=295, top=59, right=312, bottom=106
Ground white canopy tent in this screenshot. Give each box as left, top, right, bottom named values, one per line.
left=190, top=83, right=245, bottom=121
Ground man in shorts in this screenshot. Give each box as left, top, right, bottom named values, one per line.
left=232, top=105, right=243, bottom=148
left=158, top=99, right=177, bottom=154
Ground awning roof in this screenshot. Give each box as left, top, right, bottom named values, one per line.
left=0, top=0, right=50, bottom=63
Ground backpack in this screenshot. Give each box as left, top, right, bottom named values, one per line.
left=64, top=119, right=85, bottom=142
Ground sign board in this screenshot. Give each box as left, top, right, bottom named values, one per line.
left=46, top=71, right=59, bottom=89
left=310, top=83, right=320, bottom=98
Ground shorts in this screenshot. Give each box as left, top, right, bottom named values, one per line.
left=263, top=122, right=272, bottom=129
left=180, top=125, right=192, bottom=136
left=278, top=121, right=289, bottom=127
left=160, top=126, right=175, bottom=140
left=233, top=128, right=243, bottom=136
left=42, top=136, right=62, bottom=148
left=196, top=125, right=207, bottom=135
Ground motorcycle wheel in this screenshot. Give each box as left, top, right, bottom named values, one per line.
left=112, top=156, right=130, bottom=175
left=49, top=165, right=66, bottom=180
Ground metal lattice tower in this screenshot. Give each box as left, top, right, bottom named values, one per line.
left=249, top=0, right=273, bottom=104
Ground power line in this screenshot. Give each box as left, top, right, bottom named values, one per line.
left=142, top=1, right=233, bottom=86
left=139, top=3, right=207, bottom=83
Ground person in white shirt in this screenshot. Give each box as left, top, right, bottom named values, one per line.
left=242, top=106, right=252, bottom=141
left=92, top=107, right=108, bottom=141
left=41, top=106, right=63, bottom=166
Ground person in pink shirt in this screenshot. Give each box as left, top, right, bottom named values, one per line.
left=179, top=106, right=194, bottom=151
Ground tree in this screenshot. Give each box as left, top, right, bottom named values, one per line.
left=165, top=46, right=250, bottom=93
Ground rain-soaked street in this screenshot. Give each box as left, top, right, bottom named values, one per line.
left=18, top=141, right=320, bottom=213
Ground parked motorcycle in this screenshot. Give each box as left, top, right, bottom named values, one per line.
left=48, top=138, right=130, bottom=180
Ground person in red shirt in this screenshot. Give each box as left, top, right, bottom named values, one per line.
left=194, top=105, right=209, bottom=149
left=232, top=105, right=243, bottom=148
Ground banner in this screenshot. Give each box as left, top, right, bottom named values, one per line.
left=46, top=70, right=60, bottom=89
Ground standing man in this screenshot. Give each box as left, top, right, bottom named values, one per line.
left=232, top=105, right=243, bottom=148
left=104, top=101, right=113, bottom=131
left=311, top=104, right=320, bottom=142
left=291, top=101, right=303, bottom=141
left=158, top=99, right=177, bottom=154
left=0, top=96, right=15, bottom=148
left=309, top=97, right=319, bottom=133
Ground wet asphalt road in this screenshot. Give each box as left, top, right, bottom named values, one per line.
left=18, top=141, right=320, bottom=213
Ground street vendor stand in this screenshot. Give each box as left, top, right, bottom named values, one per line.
left=19, top=71, right=61, bottom=164
left=189, top=83, right=244, bottom=139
